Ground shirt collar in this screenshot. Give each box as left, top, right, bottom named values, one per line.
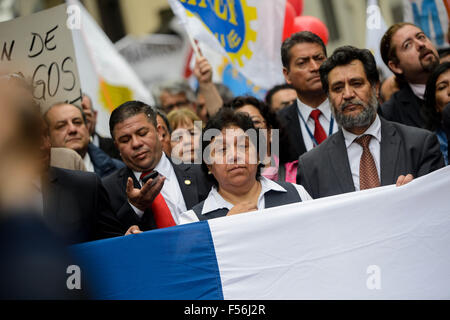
left=297, top=98, right=332, bottom=122
left=201, top=176, right=288, bottom=215
left=408, top=83, right=426, bottom=100
left=133, top=152, right=169, bottom=183
left=342, top=115, right=382, bottom=148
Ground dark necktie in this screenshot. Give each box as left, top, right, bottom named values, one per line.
left=140, top=171, right=176, bottom=228
left=355, top=135, right=380, bottom=190
left=309, top=109, right=327, bottom=145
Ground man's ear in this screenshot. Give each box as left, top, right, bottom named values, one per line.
left=388, top=60, right=403, bottom=75
left=283, top=67, right=292, bottom=85
left=156, top=123, right=165, bottom=142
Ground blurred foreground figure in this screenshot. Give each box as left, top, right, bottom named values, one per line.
left=0, top=73, right=86, bottom=299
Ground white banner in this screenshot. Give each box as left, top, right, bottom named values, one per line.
left=210, top=166, right=450, bottom=299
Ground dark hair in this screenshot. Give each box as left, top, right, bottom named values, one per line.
left=380, top=22, right=418, bottom=74
left=438, top=47, right=450, bottom=60
left=109, top=100, right=157, bottom=139
left=319, top=46, right=380, bottom=94
left=265, top=83, right=294, bottom=107
left=423, top=62, right=450, bottom=131
left=201, top=108, right=264, bottom=187
left=281, top=31, right=327, bottom=70
left=155, top=106, right=172, bottom=134
left=223, top=96, right=295, bottom=163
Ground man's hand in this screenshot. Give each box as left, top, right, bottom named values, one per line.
left=396, top=174, right=414, bottom=187
left=126, top=175, right=165, bottom=211
left=227, top=201, right=258, bottom=217
left=125, top=225, right=142, bottom=236
left=194, top=56, right=213, bottom=85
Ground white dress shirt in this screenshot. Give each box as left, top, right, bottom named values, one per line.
left=179, top=176, right=312, bottom=224
left=297, top=98, right=338, bottom=151
left=342, top=115, right=382, bottom=191
left=130, top=153, right=187, bottom=225
left=83, top=152, right=95, bottom=173
left=408, top=83, right=426, bottom=100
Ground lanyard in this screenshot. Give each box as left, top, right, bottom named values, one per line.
left=297, top=108, right=334, bottom=147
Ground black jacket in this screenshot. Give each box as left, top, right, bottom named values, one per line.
left=43, top=167, right=123, bottom=244
left=380, top=83, right=426, bottom=129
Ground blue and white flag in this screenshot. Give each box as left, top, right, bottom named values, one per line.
left=168, top=0, right=285, bottom=90
left=72, top=166, right=450, bottom=299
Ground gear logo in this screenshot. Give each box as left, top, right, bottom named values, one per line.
left=179, top=0, right=257, bottom=67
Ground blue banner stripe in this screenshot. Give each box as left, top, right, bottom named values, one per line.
left=71, top=221, right=223, bottom=300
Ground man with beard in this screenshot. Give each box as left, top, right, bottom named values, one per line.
left=297, top=46, right=444, bottom=199
left=380, top=23, right=440, bottom=128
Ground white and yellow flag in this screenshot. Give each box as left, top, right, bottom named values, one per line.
left=68, top=0, right=153, bottom=137
left=168, top=0, right=286, bottom=90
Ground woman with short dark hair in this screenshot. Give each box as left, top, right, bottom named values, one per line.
left=179, top=108, right=311, bottom=224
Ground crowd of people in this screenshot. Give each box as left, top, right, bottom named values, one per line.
left=1, top=22, right=449, bottom=297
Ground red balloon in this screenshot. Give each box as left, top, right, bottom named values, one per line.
left=283, top=2, right=296, bottom=41
left=292, top=16, right=329, bottom=45
left=288, top=0, right=303, bottom=16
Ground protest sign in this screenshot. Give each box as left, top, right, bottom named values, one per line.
left=0, top=4, right=82, bottom=112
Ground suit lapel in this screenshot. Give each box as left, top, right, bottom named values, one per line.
left=116, top=167, right=141, bottom=224
left=327, top=131, right=355, bottom=194
left=380, top=119, right=401, bottom=186
left=285, top=101, right=307, bottom=156
left=172, top=163, right=198, bottom=209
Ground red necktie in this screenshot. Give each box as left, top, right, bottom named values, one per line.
left=309, top=109, right=327, bottom=145
left=140, top=171, right=176, bottom=228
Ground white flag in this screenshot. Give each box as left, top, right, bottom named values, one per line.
left=365, top=0, right=392, bottom=80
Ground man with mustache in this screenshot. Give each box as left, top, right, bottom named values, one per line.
left=380, top=23, right=440, bottom=128
left=297, top=46, right=444, bottom=199
left=101, top=101, right=211, bottom=232
left=278, top=31, right=339, bottom=162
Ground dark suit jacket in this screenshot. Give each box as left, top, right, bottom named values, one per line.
left=278, top=100, right=307, bottom=162
left=101, top=160, right=212, bottom=231
left=96, top=133, right=121, bottom=160
left=297, top=118, right=445, bottom=199
left=43, top=167, right=124, bottom=244
left=380, top=83, right=425, bottom=129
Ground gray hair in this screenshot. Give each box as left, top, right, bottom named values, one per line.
left=151, top=79, right=196, bottom=106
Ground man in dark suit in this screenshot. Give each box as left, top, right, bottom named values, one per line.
left=102, top=101, right=211, bottom=232
left=297, top=46, right=444, bottom=199
left=40, top=121, right=127, bottom=243
left=278, top=31, right=338, bottom=162
left=379, top=22, right=440, bottom=128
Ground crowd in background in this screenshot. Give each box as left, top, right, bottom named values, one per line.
left=0, top=21, right=449, bottom=298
